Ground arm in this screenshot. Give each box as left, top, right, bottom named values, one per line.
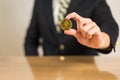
left=64, top=0, right=119, bottom=54
left=64, top=11, right=118, bottom=53
left=64, top=12, right=110, bottom=49
left=90, top=0, right=119, bottom=53
left=24, top=0, right=40, bottom=56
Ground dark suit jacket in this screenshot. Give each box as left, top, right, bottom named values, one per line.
left=24, top=0, right=119, bottom=56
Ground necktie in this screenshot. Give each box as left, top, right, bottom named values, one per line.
left=56, top=0, right=70, bottom=33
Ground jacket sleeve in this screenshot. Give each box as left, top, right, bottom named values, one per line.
left=91, top=0, right=119, bottom=53
left=24, top=0, right=40, bottom=56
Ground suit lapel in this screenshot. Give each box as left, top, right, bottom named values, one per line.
left=44, top=0, right=58, bottom=42
left=44, top=0, right=54, bottom=28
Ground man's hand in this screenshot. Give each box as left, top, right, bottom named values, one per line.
left=64, top=12, right=110, bottom=49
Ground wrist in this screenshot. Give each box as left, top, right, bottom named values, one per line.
left=98, top=32, right=110, bottom=49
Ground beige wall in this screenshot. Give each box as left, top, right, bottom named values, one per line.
left=0, top=0, right=34, bottom=56
left=0, top=0, right=119, bottom=56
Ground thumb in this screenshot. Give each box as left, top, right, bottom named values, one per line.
left=64, top=29, right=77, bottom=37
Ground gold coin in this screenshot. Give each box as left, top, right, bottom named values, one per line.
left=60, top=19, right=72, bottom=30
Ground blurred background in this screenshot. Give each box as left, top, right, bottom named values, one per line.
left=0, top=0, right=119, bottom=56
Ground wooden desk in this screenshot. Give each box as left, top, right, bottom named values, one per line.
left=0, top=56, right=120, bottom=80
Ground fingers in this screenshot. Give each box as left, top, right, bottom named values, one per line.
left=65, top=12, right=83, bottom=31
left=64, top=29, right=83, bottom=40
left=65, top=12, right=93, bottom=31
left=64, top=29, right=77, bottom=37
left=65, top=12, right=101, bottom=39
left=65, top=12, right=92, bottom=24
left=65, top=12, right=83, bottom=21
left=65, top=12, right=83, bottom=25
left=81, top=22, right=101, bottom=39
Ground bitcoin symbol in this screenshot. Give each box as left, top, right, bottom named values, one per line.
left=60, top=19, right=72, bottom=30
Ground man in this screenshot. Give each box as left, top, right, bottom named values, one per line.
left=24, top=0, right=119, bottom=56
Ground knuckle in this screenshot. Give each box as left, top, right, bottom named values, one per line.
left=72, top=12, right=77, bottom=15
left=87, top=31, right=92, bottom=35
left=83, top=28, right=87, bottom=33
left=86, top=18, right=92, bottom=22
left=92, top=22, right=96, bottom=25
